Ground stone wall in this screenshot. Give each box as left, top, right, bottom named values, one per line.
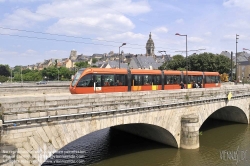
left=0, top=85, right=250, bottom=165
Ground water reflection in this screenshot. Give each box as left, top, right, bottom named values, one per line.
left=42, top=119, right=250, bottom=166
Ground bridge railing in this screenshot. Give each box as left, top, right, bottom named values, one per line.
left=1, top=85, right=250, bottom=125
left=2, top=90, right=250, bottom=125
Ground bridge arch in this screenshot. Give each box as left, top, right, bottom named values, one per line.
left=209, top=106, right=248, bottom=124
left=42, top=123, right=178, bottom=165
left=200, top=105, right=249, bottom=130
left=111, top=123, right=178, bottom=148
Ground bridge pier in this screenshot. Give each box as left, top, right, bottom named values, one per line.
left=180, top=114, right=199, bottom=149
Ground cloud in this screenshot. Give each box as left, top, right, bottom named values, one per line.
left=0, top=0, right=150, bottom=36
left=0, top=8, right=48, bottom=29
left=8, top=0, right=48, bottom=2
left=189, top=37, right=204, bottom=42
left=175, top=19, right=184, bottom=24
left=204, top=32, right=212, bottom=36
left=36, top=0, right=150, bottom=18
left=46, top=14, right=135, bottom=36
left=0, top=48, right=70, bottom=66
left=226, top=20, right=250, bottom=29
left=152, top=27, right=168, bottom=33
left=223, top=0, right=250, bottom=10
left=105, top=31, right=145, bottom=41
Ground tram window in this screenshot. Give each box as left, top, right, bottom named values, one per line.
left=197, top=76, right=203, bottom=83
left=95, top=75, right=102, bottom=87
left=76, top=74, right=94, bottom=87
left=133, top=75, right=143, bottom=86
left=143, top=75, right=153, bottom=85
left=115, top=75, right=127, bottom=86
left=165, top=75, right=181, bottom=84
left=183, top=76, right=191, bottom=84
left=190, top=76, right=195, bottom=82
left=101, top=75, right=115, bottom=86
left=205, top=76, right=216, bottom=83
left=217, top=76, right=220, bottom=83
left=153, top=75, right=161, bottom=85
left=190, top=76, right=203, bottom=83
left=72, top=69, right=84, bottom=86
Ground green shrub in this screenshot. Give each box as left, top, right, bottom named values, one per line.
left=0, top=75, right=8, bottom=82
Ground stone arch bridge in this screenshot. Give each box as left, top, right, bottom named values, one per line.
left=0, top=85, right=250, bottom=165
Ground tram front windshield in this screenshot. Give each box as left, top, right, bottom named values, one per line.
left=71, top=69, right=85, bottom=86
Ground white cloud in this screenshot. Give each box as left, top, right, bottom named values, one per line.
left=21, top=49, right=37, bottom=56
left=8, top=0, right=48, bottom=2
left=175, top=19, right=184, bottom=24
left=223, top=0, right=250, bottom=10
left=43, top=50, right=69, bottom=59
left=0, top=8, right=48, bottom=29
left=0, top=0, right=150, bottom=36
left=189, top=37, right=204, bottom=42
left=36, top=0, right=150, bottom=18
left=46, top=14, right=135, bottom=36
left=204, top=32, right=212, bottom=36
left=152, top=27, right=168, bottom=33
left=0, top=48, right=69, bottom=66
left=105, top=31, right=145, bottom=41
left=227, top=20, right=250, bottom=29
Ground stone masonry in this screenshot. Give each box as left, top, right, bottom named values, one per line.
left=0, top=85, right=250, bottom=165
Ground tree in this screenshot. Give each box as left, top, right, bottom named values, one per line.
left=188, top=53, right=217, bottom=71
left=0, top=75, right=8, bottom=82
left=214, top=54, right=231, bottom=74
left=74, top=61, right=90, bottom=68
left=188, top=53, right=231, bottom=73
left=42, top=67, right=59, bottom=80
left=159, top=55, right=185, bottom=70
left=59, top=67, right=74, bottom=80
left=0, top=64, right=11, bottom=77
left=22, top=70, right=42, bottom=81
left=92, top=58, right=98, bottom=64
left=13, top=66, right=21, bottom=73
left=159, top=53, right=231, bottom=74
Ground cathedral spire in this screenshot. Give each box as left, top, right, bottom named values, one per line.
left=149, top=32, right=151, bottom=39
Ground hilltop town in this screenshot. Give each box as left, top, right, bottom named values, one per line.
left=20, top=33, right=171, bottom=71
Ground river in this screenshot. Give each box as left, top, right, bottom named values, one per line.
left=42, top=118, right=250, bottom=166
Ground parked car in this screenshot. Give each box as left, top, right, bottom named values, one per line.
left=36, top=81, right=47, bottom=85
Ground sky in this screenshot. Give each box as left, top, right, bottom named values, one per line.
left=0, top=0, right=250, bottom=67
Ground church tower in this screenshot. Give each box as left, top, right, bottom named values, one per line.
left=69, top=50, right=77, bottom=61
left=146, top=32, right=155, bottom=57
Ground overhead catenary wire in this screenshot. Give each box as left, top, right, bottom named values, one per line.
left=0, top=26, right=180, bottom=52
left=0, top=33, right=144, bottom=50
left=0, top=32, right=178, bottom=54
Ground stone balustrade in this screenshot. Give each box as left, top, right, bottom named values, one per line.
left=1, top=85, right=250, bottom=124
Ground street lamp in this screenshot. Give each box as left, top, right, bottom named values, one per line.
left=57, top=68, right=59, bottom=81
left=236, top=34, right=239, bottom=83
left=11, top=67, right=12, bottom=83
left=175, top=33, right=188, bottom=88
left=119, top=43, right=126, bottom=69
left=20, top=66, right=23, bottom=85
